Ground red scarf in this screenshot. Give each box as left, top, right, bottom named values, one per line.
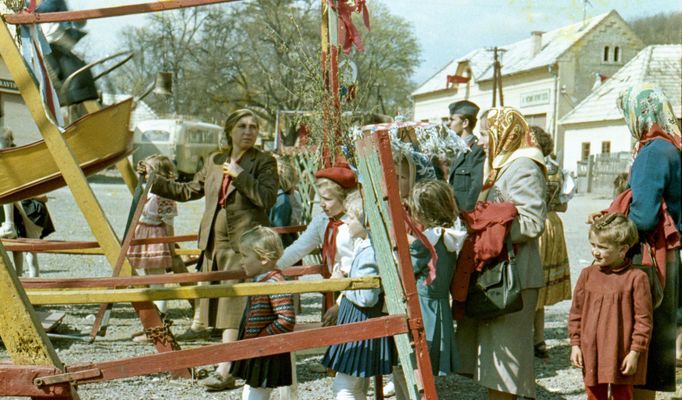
left=635, top=124, right=682, bottom=156
left=321, top=218, right=345, bottom=277
left=402, top=207, right=437, bottom=285
left=218, top=155, right=244, bottom=207
left=605, top=189, right=681, bottom=286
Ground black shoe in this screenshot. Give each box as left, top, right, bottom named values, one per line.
left=534, top=342, right=549, bottom=359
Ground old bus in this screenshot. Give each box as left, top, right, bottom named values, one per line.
left=132, top=119, right=223, bottom=180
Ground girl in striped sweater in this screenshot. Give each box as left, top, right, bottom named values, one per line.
left=230, top=226, right=296, bottom=399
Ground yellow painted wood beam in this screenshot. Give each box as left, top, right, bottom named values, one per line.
left=26, top=276, right=381, bottom=305
left=0, top=22, right=134, bottom=277
left=0, top=245, right=64, bottom=367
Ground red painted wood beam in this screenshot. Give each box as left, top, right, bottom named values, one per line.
left=374, top=130, right=439, bottom=399
left=20, top=265, right=323, bottom=289
left=0, top=364, right=71, bottom=398
left=128, top=301, right=191, bottom=378
left=52, top=315, right=408, bottom=385
left=2, top=226, right=305, bottom=252
left=3, top=0, right=240, bottom=25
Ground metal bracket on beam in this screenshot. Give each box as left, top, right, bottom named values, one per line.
left=407, top=317, right=424, bottom=331
left=34, top=368, right=102, bottom=387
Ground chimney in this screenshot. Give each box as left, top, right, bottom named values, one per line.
left=531, top=31, right=543, bottom=57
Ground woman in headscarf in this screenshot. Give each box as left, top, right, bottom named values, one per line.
left=455, top=107, right=547, bottom=400
left=617, top=83, right=681, bottom=399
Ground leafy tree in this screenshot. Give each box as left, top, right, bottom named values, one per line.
left=105, top=0, right=420, bottom=143
left=350, top=2, right=420, bottom=118
left=109, top=8, right=213, bottom=119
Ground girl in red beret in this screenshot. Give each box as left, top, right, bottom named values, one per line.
left=276, top=159, right=358, bottom=306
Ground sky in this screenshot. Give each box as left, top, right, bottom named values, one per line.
left=69, top=0, right=678, bottom=86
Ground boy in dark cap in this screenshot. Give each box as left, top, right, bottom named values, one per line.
left=447, top=100, right=485, bottom=212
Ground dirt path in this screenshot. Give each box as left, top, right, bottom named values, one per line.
left=1, top=181, right=680, bottom=399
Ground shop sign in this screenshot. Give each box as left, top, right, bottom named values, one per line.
left=0, top=78, right=18, bottom=92
left=520, top=89, right=550, bottom=107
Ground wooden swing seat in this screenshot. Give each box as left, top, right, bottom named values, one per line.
left=0, top=98, right=133, bottom=204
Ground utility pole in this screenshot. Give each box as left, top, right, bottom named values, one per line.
left=489, top=47, right=506, bottom=107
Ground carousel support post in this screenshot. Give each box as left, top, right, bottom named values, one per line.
left=328, top=1, right=342, bottom=155
left=320, top=0, right=342, bottom=167
left=0, top=242, right=78, bottom=399
left=0, top=21, right=189, bottom=378
left=320, top=0, right=331, bottom=167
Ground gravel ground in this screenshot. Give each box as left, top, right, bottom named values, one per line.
left=1, top=175, right=681, bottom=399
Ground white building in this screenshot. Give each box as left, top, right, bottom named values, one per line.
left=559, top=45, right=681, bottom=174
left=412, top=10, right=644, bottom=164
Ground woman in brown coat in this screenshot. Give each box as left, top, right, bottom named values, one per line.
left=143, top=108, right=278, bottom=390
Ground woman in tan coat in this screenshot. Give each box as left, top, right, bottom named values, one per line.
left=143, top=108, right=278, bottom=390
left=456, top=107, right=547, bottom=400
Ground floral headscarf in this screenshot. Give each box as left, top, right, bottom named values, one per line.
left=617, top=83, right=681, bottom=154
left=481, top=107, right=545, bottom=192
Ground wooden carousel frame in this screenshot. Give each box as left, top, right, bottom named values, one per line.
left=0, top=1, right=439, bottom=399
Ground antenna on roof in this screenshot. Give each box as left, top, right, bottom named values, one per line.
left=582, top=0, right=593, bottom=28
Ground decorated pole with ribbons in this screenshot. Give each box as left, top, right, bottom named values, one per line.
left=320, top=0, right=369, bottom=166
left=320, top=0, right=337, bottom=167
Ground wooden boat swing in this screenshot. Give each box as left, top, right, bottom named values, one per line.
left=0, top=98, right=134, bottom=204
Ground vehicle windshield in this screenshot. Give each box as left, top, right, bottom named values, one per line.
left=186, top=128, right=218, bottom=144
left=140, top=129, right=171, bottom=143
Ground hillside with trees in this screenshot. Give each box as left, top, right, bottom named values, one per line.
left=628, top=11, right=681, bottom=45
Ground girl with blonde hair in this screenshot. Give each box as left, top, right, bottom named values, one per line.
left=408, top=179, right=465, bottom=378
left=230, top=226, right=295, bottom=399
left=570, top=213, right=652, bottom=400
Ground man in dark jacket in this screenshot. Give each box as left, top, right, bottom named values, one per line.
left=447, top=100, right=485, bottom=212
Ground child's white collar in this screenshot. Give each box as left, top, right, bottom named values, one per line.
left=423, top=220, right=467, bottom=253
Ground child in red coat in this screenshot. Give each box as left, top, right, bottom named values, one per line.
left=569, top=213, right=653, bottom=400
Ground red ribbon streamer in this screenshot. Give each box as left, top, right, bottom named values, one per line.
left=328, top=0, right=370, bottom=54
left=403, top=207, right=438, bottom=285
left=321, top=218, right=345, bottom=276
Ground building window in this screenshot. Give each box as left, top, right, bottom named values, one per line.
left=603, top=46, right=610, bottom=62
left=524, top=114, right=547, bottom=130
left=613, top=46, right=620, bottom=63
left=581, top=142, right=591, bottom=161
left=601, top=141, right=611, bottom=154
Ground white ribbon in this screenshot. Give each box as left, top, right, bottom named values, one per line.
left=423, top=219, right=467, bottom=253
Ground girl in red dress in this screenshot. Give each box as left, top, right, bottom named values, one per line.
left=569, top=213, right=653, bottom=400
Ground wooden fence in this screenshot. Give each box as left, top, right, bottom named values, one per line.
left=575, top=151, right=630, bottom=196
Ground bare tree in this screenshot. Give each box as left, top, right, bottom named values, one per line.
left=105, top=0, right=420, bottom=141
